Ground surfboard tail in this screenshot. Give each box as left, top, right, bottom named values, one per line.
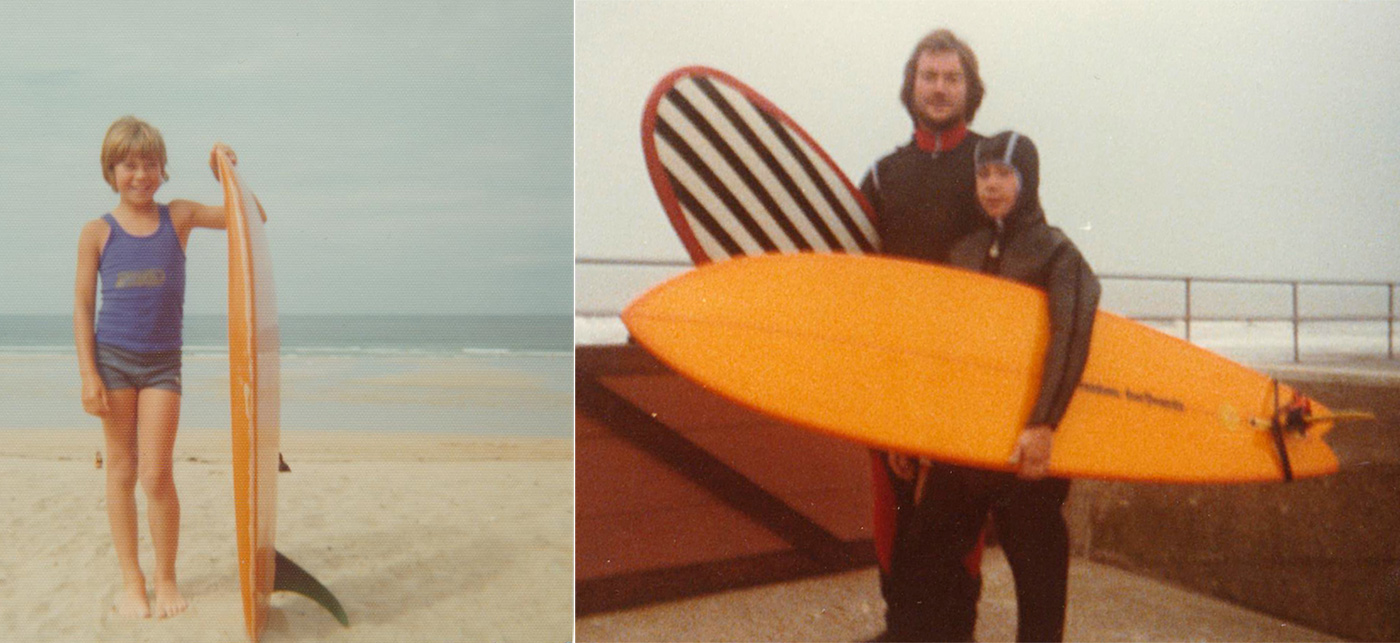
left=274, top=551, right=349, bottom=627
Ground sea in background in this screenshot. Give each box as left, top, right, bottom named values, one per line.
left=0, top=314, right=572, bottom=436
left=577, top=315, right=1397, bottom=364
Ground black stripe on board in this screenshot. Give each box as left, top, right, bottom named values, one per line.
left=655, top=111, right=779, bottom=254
left=757, top=109, right=877, bottom=253
left=686, top=77, right=817, bottom=252
left=692, top=76, right=847, bottom=253
left=668, top=170, right=744, bottom=258
left=664, top=89, right=803, bottom=251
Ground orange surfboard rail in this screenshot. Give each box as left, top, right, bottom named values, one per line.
left=221, top=151, right=280, bottom=641
left=219, top=152, right=346, bottom=641
left=623, top=253, right=1342, bottom=484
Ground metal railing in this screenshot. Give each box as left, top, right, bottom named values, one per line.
left=577, top=258, right=1399, bottom=362
left=1101, top=275, right=1397, bottom=362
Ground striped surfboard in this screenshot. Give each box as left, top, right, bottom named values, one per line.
left=640, top=66, right=909, bottom=578
left=642, top=66, right=878, bottom=263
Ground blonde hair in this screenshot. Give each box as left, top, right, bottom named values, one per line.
left=101, top=116, right=169, bottom=191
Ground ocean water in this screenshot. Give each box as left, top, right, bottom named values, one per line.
left=577, top=315, right=1397, bottom=366
left=1, top=314, right=571, bottom=356
left=0, top=314, right=573, bottom=436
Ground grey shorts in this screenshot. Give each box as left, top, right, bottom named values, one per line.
left=95, top=344, right=182, bottom=393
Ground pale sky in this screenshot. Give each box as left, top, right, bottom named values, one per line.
left=576, top=0, right=1400, bottom=318
left=2, top=0, right=571, bottom=315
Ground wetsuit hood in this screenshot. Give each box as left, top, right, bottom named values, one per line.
left=974, top=131, right=1044, bottom=231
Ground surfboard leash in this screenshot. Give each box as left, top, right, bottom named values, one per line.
left=1269, top=379, right=1296, bottom=483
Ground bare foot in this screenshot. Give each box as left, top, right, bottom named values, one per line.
left=115, top=583, right=151, bottom=619
left=153, top=581, right=188, bottom=619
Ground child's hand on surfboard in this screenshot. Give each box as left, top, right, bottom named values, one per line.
left=887, top=452, right=918, bottom=481
left=209, top=142, right=237, bottom=180
left=1009, top=425, right=1055, bottom=480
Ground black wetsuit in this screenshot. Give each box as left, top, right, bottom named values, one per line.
left=862, top=127, right=985, bottom=265
left=859, top=126, right=988, bottom=629
left=880, top=132, right=1101, bottom=642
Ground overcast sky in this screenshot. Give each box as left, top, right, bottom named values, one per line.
left=2, top=1, right=571, bottom=315
left=576, top=0, right=1400, bottom=316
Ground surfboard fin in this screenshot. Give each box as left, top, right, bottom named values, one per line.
left=1303, top=410, right=1376, bottom=425
left=1248, top=410, right=1375, bottom=430
left=274, top=550, right=349, bottom=627
left=1249, top=384, right=1375, bottom=482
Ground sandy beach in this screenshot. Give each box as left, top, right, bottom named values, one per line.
left=0, top=428, right=573, bottom=642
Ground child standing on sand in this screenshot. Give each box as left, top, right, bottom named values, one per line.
left=73, top=116, right=236, bottom=619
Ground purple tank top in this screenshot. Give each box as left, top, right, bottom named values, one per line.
left=95, top=205, right=186, bottom=352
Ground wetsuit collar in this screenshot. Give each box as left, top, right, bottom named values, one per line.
left=914, top=124, right=970, bottom=153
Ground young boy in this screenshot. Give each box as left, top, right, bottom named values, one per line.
left=73, top=116, right=236, bottom=619
left=883, top=131, right=1099, bottom=642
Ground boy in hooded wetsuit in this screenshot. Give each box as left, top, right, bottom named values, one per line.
left=882, top=131, right=1099, bottom=642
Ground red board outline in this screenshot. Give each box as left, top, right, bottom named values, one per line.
left=640, top=65, right=877, bottom=264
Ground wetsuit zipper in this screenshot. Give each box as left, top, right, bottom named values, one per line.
left=982, top=220, right=1005, bottom=274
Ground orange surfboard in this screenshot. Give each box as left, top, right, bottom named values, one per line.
left=219, top=152, right=346, bottom=641
left=622, top=253, right=1342, bottom=483
left=221, top=150, right=280, bottom=640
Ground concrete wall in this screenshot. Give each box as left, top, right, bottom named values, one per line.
left=580, top=346, right=1400, bottom=638
left=1065, top=373, right=1400, bottom=641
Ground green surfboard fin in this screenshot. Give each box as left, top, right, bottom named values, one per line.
left=274, top=551, right=350, bottom=627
